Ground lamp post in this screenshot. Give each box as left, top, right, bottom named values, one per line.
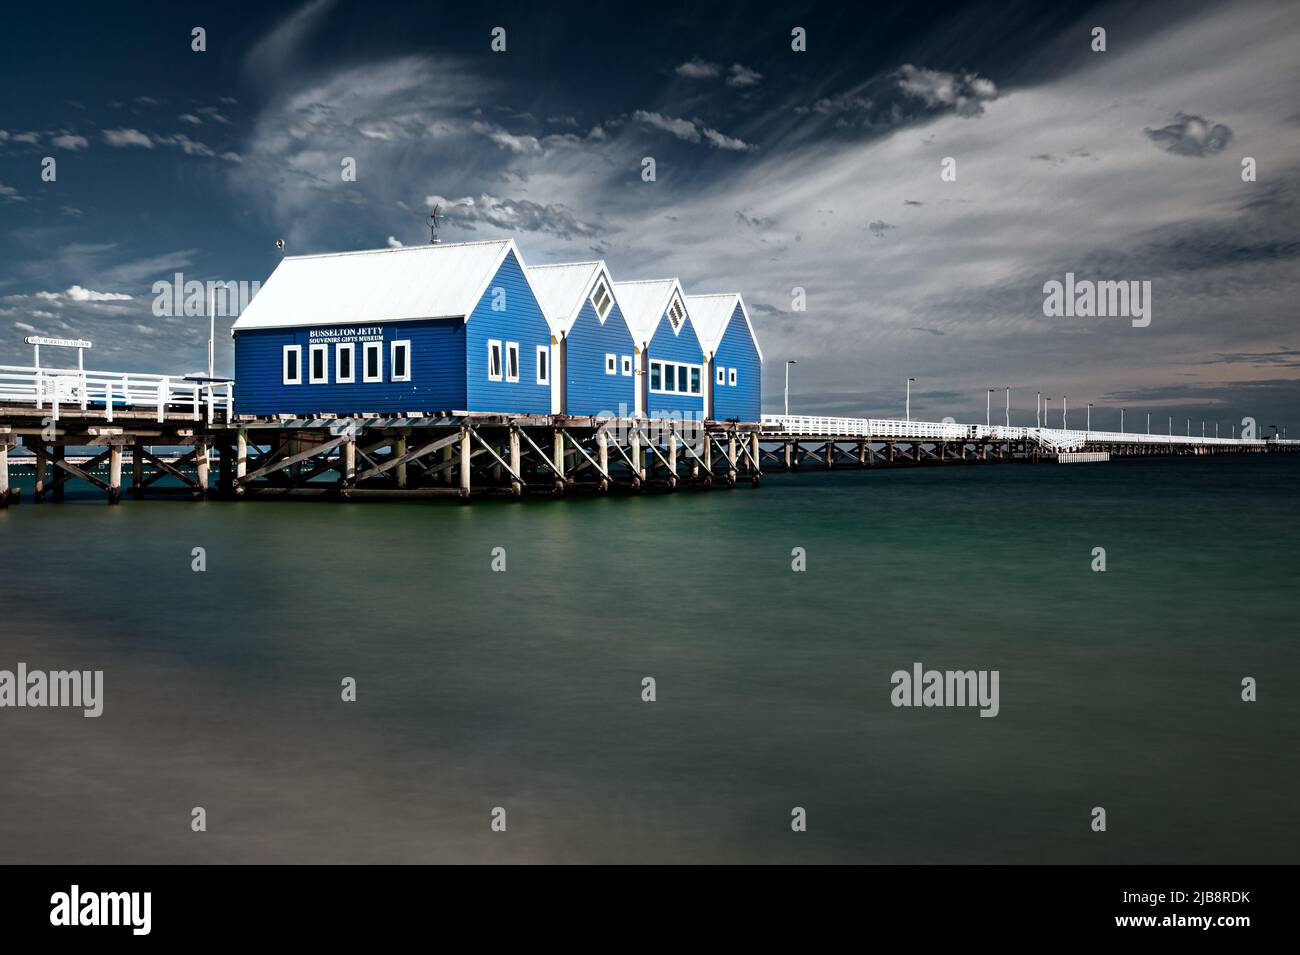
left=1036, top=391, right=1041, bottom=428
left=906, top=377, right=915, bottom=422
left=1120, top=408, right=1125, bottom=433
left=1063, top=395, right=1068, bottom=430
left=1005, top=387, right=1010, bottom=427
left=784, top=360, right=797, bottom=417
left=986, top=389, right=994, bottom=427
left=1147, top=411, right=1151, bottom=435
left=1087, top=402, right=1092, bottom=432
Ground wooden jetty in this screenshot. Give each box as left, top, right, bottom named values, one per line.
left=2, top=367, right=1297, bottom=506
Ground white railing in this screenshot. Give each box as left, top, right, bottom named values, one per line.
left=761, top=415, right=1293, bottom=449
left=0, top=365, right=233, bottom=424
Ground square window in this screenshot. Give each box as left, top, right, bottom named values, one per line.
left=363, top=341, right=383, bottom=382
left=728, top=368, right=737, bottom=387
left=283, top=345, right=301, bottom=385
left=621, top=355, right=632, bottom=376
left=506, top=342, right=519, bottom=382
left=390, top=340, right=411, bottom=382
left=335, top=343, right=355, bottom=384
left=487, top=340, right=502, bottom=381
left=536, top=345, right=549, bottom=385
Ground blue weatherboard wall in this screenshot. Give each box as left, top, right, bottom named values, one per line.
left=233, top=318, right=466, bottom=416
left=645, top=309, right=705, bottom=418
left=710, top=303, right=762, bottom=421
left=464, top=250, right=553, bottom=414
left=564, top=298, right=636, bottom=416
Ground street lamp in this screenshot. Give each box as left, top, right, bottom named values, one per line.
left=1005, top=387, right=1010, bottom=427
left=1147, top=411, right=1151, bottom=435
left=1036, top=391, right=1041, bottom=428
left=784, top=360, right=797, bottom=417
left=986, top=389, right=994, bottom=427
left=906, top=377, right=915, bottom=422
left=1120, top=408, right=1125, bottom=433
left=1087, top=402, right=1093, bottom=432
left=1063, top=395, right=1068, bottom=430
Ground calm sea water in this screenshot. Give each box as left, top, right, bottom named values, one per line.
left=1, top=455, right=1297, bottom=863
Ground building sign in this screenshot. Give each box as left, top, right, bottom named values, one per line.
left=307, top=326, right=384, bottom=345
left=24, top=336, right=93, bottom=349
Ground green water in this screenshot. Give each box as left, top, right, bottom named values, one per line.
left=1, top=456, right=1297, bottom=863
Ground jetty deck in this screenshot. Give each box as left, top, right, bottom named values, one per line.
left=1, top=364, right=1296, bottom=505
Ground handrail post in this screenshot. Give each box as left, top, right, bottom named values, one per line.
left=105, top=380, right=114, bottom=423
left=157, top=379, right=166, bottom=423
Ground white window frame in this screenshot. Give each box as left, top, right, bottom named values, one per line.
left=648, top=359, right=704, bottom=396
left=728, top=368, right=738, bottom=387
left=621, top=355, right=633, bottom=376
left=605, top=353, right=617, bottom=375
left=487, top=339, right=503, bottom=382
left=505, top=341, right=520, bottom=383
left=590, top=279, right=613, bottom=322
left=363, top=341, right=383, bottom=383
left=335, top=342, right=355, bottom=384
left=716, top=366, right=725, bottom=385
left=282, top=345, right=302, bottom=385
left=308, top=343, right=329, bottom=384
left=536, top=345, right=549, bottom=385
left=390, top=339, right=411, bottom=382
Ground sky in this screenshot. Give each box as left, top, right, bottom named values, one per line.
left=2, top=0, right=1298, bottom=430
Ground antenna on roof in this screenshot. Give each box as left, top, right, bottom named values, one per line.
left=427, top=207, right=441, bottom=244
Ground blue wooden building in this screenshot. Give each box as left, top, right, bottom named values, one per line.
left=230, top=239, right=553, bottom=416
left=527, top=261, right=637, bottom=417
left=685, top=293, right=763, bottom=422
left=613, top=278, right=705, bottom=420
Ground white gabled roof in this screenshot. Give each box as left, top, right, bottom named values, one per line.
left=683, top=292, right=764, bottom=363
left=527, top=260, right=611, bottom=338
left=612, top=278, right=687, bottom=345
left=231, top=238, right=531, bottom=331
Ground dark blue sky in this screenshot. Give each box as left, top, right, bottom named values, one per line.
left=2, top=0, right=1297, bottom=429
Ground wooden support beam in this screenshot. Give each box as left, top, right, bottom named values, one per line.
left=243, top=433, right=348, bottom=483
left=195, top=438, right=210, bottom=498
left=138, top=447, right=198, bottom=489
left=342, top=436, right=356, bottom=493
left=596, top=428, right=609, bottom=492
left=0, top=442, right=8, bottom=508
left=52, top=446, right=65, bottom=502
left=459, top=428, right=472, bottom=498
left=560, top=429, right=609, bottom=483
left=395, top=434, right=408, bottom=488
left=132, top=441, right=144, bottom=499
left=356, top=431, right=461, bottom=483
left=51, top=451, right=112, bottom=493
left=108, top=443, right=123, bottom=505
left=469, top=427, right=525, bottom=485
left=515, top=427, right=565, bottom=479
left=510, top=427, right=522, bottom=496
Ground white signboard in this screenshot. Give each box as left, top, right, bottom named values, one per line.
left=24, top=336, right=93, bottom=349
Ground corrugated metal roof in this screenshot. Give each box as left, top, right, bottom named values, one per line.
left=231, top=238, right=522, bottom=330
left=612, top=278, right=684, bottom=345
left=684, top=292, right=764, bottom=362
left=527, top=261, right=603, bottom=337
